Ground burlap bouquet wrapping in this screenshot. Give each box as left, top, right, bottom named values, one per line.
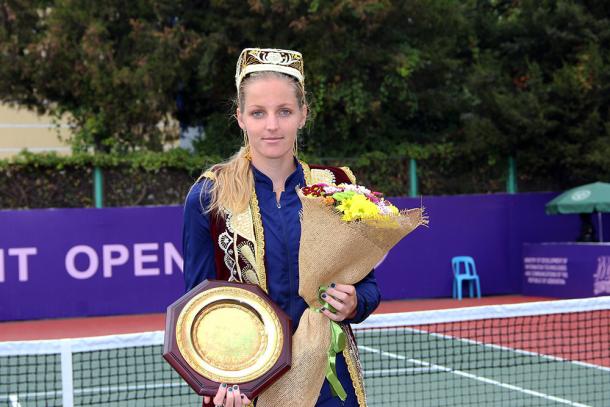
left=257, top=192, right=426, bottom=406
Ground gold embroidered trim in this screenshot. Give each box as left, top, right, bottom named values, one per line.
left=202, top=170, right=216, bottom=180
left=238, top=243, right=257, bottom=271
left=231, top=228, right=241, bottom=283
left=340, top=166, right=357, bottom=184
left=300, top=161, right=357, bottom=186
left=231, top=208, right=256, bottom=243
left=249, top=188, right=268, bottom=293
left=238, top=242, right=260, bottom=286
left=341, top=324, right=367, bottom=407
left=218, top=231, right=237, bottom=279
left=300, top=160, right=312, bottom=185
left=310, top=168, right=336, bottom=185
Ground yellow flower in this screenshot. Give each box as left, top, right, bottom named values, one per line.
left=337, top=194, right=381, bottom=221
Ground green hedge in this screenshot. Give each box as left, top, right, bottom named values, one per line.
left=5, top=146, right=591, bottom=210
left=0, top=148, right=515, bottom=209
left=0, top=150, right=215, bottom=209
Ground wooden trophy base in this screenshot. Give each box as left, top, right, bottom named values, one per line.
left=163, top=280, right=292, bottom=399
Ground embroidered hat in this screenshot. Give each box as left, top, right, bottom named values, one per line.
left=235, top=48, right=304, bottom=93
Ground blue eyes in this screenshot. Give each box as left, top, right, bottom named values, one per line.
left=250, top=109, right=292, bottom=118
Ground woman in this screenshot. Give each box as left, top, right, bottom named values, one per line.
left=183, top=48, right=380, bottom=407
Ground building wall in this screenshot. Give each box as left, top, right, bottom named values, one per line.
left=0, top=104, right=72, bottom=158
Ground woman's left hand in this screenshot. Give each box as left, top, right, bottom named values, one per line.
left=320, top=283, right=358, bottom=322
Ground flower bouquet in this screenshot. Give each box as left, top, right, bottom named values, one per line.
left=257, top=183, right=427, bottom=406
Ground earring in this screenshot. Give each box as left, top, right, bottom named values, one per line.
left=243, top=130, right=252, bottom=161
left=295, top=123, right=305, bottom=156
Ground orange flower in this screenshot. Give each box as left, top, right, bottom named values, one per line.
left=323, top=196, right=335, bottom=206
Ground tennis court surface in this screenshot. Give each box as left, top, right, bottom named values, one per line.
left=1, top=296, right=609, bottom=406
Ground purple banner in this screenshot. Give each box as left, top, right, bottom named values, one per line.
left=0, top=207, right=185, bottom=321
left=522, top=243, right=610, bottom=298
left=374, top=193, right=587, bottom=300
left=1, top=192, right=608, bottom=321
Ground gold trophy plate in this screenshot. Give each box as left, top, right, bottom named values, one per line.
left=175, top=285, right=284, bottom=383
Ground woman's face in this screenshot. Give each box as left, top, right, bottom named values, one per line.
left=237, top=76, right=307, bottom=162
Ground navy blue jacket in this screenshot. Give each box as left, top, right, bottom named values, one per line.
left=182, top=162, right=381, bottom=405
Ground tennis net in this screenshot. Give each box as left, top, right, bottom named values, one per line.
left=1, top=296, right=609, bottom=406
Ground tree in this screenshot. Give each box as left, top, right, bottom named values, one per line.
left=462, top=0, right=610, bottom=189
left=177, top=0, right=475, bottom=157
left=0, top=0, right=199, bottom=152
left=1, top=0, right=474, bottom=157
left=2, top=0, right=608, bottom=192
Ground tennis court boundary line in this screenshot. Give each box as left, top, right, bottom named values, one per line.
left=359, top=345, right=593, bottom=407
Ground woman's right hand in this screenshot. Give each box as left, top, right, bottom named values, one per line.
left=203, top=383, right=251, bottom=407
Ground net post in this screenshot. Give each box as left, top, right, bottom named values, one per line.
left=409, top=158, right=418, bottom=197
left=93, top=166, right=104, bottom=208
left=61, top=341, right=74, bottom=407
left=506, top=156, right=517, bottom=194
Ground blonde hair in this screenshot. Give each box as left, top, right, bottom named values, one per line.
left=200, top=71, right=308, bottom=215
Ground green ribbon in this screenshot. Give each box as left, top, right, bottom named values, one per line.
left=317, top=286, right=347, bottom=401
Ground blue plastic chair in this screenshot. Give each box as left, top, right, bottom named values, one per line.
left=452, top=256, right=481, bottom=300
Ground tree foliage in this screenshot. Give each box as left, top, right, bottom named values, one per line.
left=462, top=0, right=610, bottom=189
left=1, top=0, right=199, bottom=151
left=1, top=0, right=609, bottom=190
left=172, top=0, right=475, bottom=157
